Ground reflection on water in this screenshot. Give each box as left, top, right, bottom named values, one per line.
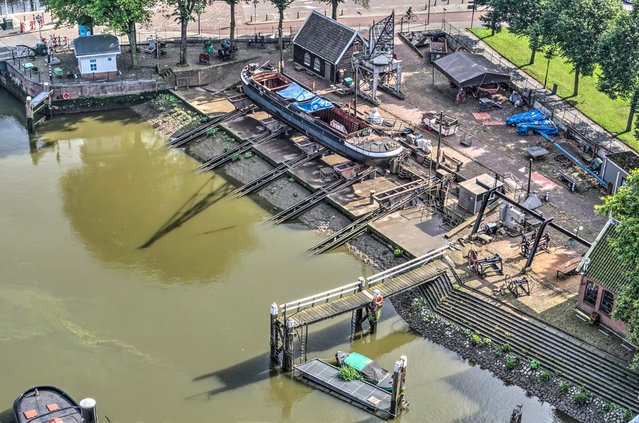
left=0, top=101, right=574, bottom=422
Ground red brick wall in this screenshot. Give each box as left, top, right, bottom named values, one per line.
left=576, top=276, right=627, bottom=336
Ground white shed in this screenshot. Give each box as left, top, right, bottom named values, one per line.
left=73, top=35, right=121, bottom=79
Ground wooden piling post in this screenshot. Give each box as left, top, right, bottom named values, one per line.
left=43, top=82, right=52, bottom=119
left=369, top=289, right=383, bottom=335
left=352, top=277, right=367, bottom=338
left=270, top=302, right=279, bottom=368
left=25, top=96, right=34, bottom=133
left=390, top=355, right=407, bottom=418
left=283, top=318, right=295, bottom=372
left=79, top=398, right=98, bottom=423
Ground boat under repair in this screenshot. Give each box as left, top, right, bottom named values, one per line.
left=240, top=64, right=404, bottom=165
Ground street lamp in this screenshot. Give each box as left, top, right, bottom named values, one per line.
left=442, top=8, right=447, bottom=29
left=470, top=2, right=476, bottom=29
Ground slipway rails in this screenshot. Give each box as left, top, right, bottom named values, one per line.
left=231, top=148, right=326, bottom=198
left=270, top=246, right=454, bottom=419
left=307, top=178, right=443, bottom=255
left=198, top=127, right=286, bottom=172
left=169, top=104, right=256, bottom=149
left=265, top=167, right=378, bottom=225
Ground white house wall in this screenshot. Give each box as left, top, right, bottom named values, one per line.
left=78, top=54, right=118, bottom=75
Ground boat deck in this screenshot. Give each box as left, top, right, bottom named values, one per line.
left=294, top=359, right=393, bottom=419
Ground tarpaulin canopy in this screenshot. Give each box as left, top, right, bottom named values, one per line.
left=433, top=51, right=511, bottom=88
left=506, top=109, right=546, bottom=126
left=517, top=120, right=558, bottom=136
left=276, top=82, right=315, bottom=101
left=293, top=96, right=334, bottom=112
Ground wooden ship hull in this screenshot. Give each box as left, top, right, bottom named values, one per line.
left=241, top=64, right=403, bottom=166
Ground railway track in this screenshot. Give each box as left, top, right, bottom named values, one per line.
left=198, top=127, right=286, bottom=172
left=307, top=183, right=429, bottom=256
left=232, top=148, right=325, bottom=198
left=169, top=106, right=256, bottom=149
left=266, top=167, right=378, bottom=225
left=418, top=276, right=639, bottom=412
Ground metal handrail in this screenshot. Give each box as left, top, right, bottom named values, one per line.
left=281, top=244, right=453, bottom=318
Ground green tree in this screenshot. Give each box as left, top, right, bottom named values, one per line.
left=44, top=0, right=152, bottom=68
left=596, top=169, right=639, bottom=369
left=598, top=8, right=639, bottom=133
left=215, top=0, right=241, bottom=42
left=267, top=0, right=294, bottom=71
left=320, top=0, right=369, bottom=21
left=476, top=0, right=509, bottom=35
left=539, top=0, right=621, bottom=96
left=506, top=0, right=545, bottom=64
left=165, top=0, right=208, bottom=66
left=88, top=0, right=153, bottom=69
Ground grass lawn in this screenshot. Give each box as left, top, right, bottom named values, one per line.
left=469, top=28, right=638, bottom=151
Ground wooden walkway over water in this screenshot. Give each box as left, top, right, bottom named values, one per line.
left=270, top=245, right=455, bottom=372
left=284, top=261, right=449, bottom=329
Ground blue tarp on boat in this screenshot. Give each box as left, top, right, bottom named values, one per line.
left=294, top=96, right=334, bottom=113
left=517, top=120, right=558, bottom=136
left=276, top=83, right=315, bottom=101
left=506, top=109, right=546, bottom=126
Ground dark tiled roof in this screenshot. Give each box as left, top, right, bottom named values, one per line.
left=293, top=11, right=359, bottom=64
left=583, top=221, right=632, bottom=294
left=73, top=35, right=121, bottom=56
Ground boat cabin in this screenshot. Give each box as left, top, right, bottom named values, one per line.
left=250, top=70, right=370, bottom=137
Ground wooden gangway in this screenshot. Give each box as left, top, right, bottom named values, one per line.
left=270, top=245, right=455, bottom=366
left=279, top=245, right=452, bottom=329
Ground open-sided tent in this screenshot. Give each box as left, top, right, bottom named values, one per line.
left=432, top=51, right=510, bottom=88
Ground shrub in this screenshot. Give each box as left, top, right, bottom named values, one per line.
left=462, top=328, right=472, bottom=337
left=623, top=408, right=634, bottom=421
left=206, top=127, right=219, bottom=137
left=573, top=388, right=592, bottom=406
left=470, top=333, right=482, bottom=346
left=540, top=370, right=551, bottom=382
left=504, top=355, right=518, bottom=370
left=338, top=365, right=362, bottom=381
left=500, top=343, right=511, bottom=353
left=482, top=337, right=492, bottom=346
left=231, top=153, right=240, bottom=162
left=529, top=359, right=539, bottom=370
left=559, top=381, right=571, bottom=393
left=244, top=151, right=253, bottom=159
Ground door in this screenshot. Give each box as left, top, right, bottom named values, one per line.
left=325, top=63, right=332, bottom=81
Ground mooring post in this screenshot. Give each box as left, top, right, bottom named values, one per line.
left=510, top=404, right=523, bottom=423
left=369, top=289, right=383, bottom=335
left=390, top=355, right=408, bottom=418
left=25, top=96, right=34, bottom=133
left=270, top=302, right=279, bottom=368
left=79, top=398, right=98, bottom=423
left=282, top=318, right=295, bottom=372
left=43, top=82, right=52, bottom=119
left=353, top=277, right=367, bottom=337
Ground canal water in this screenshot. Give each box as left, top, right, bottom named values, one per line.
left=0, top=87, right=573, bottom=422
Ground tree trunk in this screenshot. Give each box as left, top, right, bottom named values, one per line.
left=627, top=90, right=638, bottom=132
left=278, top=9, right=284, bottom=71
left=230, top=1, right=236, bottom=42
left=529, top=46, right=537, bottom=65
left=179, top=18, right=188, bottom=66
left=331, top=1, right=338, bottom=20
left=127, top=21, right=138, bottom=69
left=573, top=67, right=580, bottom=97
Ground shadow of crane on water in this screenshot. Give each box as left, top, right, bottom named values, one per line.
left=139, top=175, right=233, bottom=249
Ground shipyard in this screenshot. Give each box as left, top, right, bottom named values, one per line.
left=1, top=0, right=639, bottom=422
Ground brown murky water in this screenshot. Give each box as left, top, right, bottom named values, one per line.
left=0, top=89, right=573, bottom=422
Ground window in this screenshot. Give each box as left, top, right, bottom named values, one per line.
left=303, top=52, right=311, bottom=67
left=89, top=58, right=97, bottom=72
left=313, top=58, right=321, bottom=72
left=107, top=57, right=112, bottom=61
left=584, top=280, right=598, bottom=306
left=600, top=290, right=615, bottom=315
